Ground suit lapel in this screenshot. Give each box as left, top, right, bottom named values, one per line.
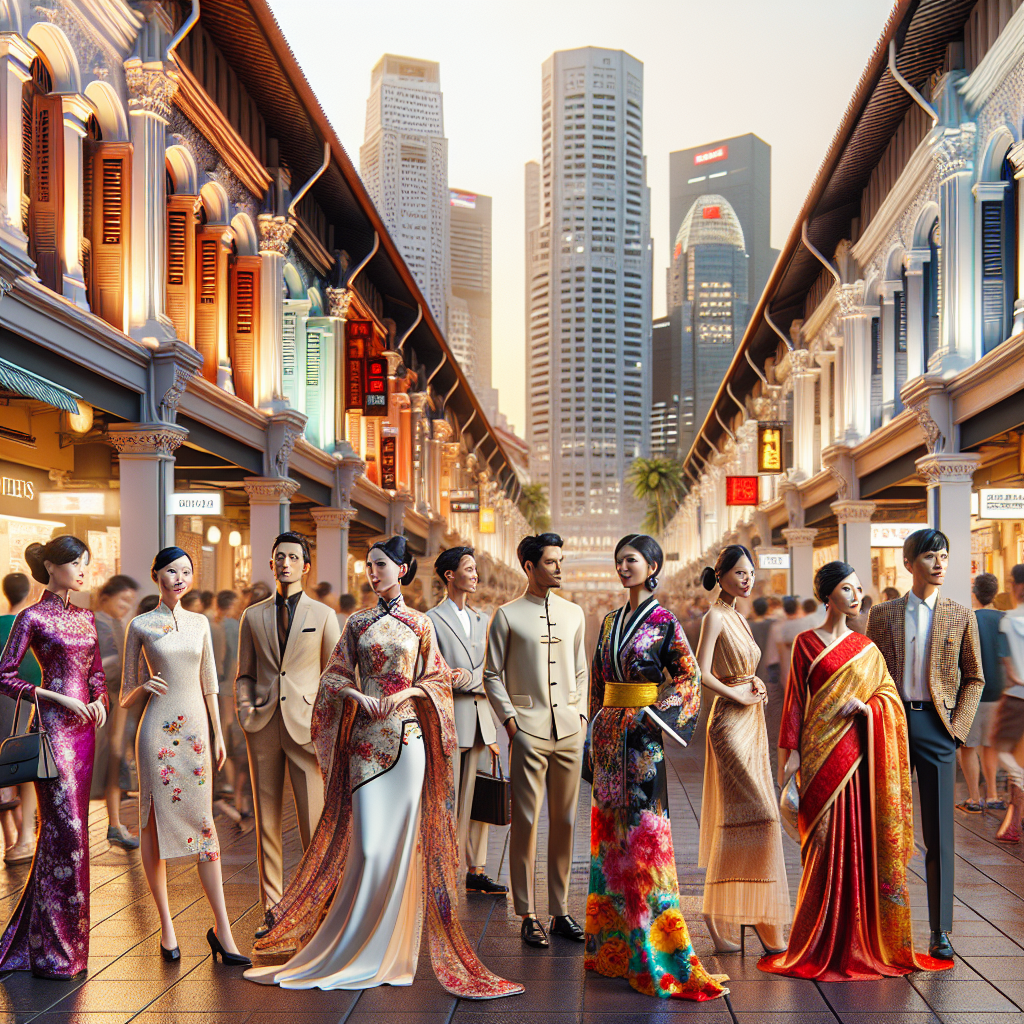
left=262, top=598, right=281, bottom=666
left=928, top=596, right=949, bottom=692
left=281, top=593, right=310, bottom=665
left=891, top=595, right=908, bottom=684
left=435, top=601, right=473, bottom=661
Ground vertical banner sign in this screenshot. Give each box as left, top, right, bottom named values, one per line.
left=344, top=319, right=372, bottom=411
left=725, top=476, right=759, bottom=506
left=380, top=429, right=398, bottom=490
left=757, top=421, right=785, bottom=474
left=478, top=507, right=496, bottom=533
left=362, top=355, right=388, bottom=416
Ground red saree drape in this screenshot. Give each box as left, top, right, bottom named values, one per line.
left=760, top=630, right=952, bottom=981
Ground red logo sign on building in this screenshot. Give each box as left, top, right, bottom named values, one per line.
left=344, top=319, right=373, bottom=411
left=702, top=205, right=721, bottom=220
left=694, top=145, right=728, bottom=166
left=363, top=355, right=388, bottom=416
left=725, top=476, right=759, bottom=506
left=380, top=431, right=397, bottom=490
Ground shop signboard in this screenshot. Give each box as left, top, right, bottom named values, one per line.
left=978, top=488, right=1024, bottom=520
left=380, top=430, right=397, bottom=491
left=478, top=506, right=495, bottom=533
left=725, top=476, right=759, bottom=506
left=169, top=491, right=222, bottom=516
left=759, top=552, right=791, bottom=570
left=362, top=355, right=388, bottom=416
left=870, top=523, right=919, bottom=547
left=344, top=319, right=373, bottom=411
left=449, top=488, right=480, bottom=514
left=757, top=422, right=785, bottom=474
left=38, top=492, right=106, bottom=516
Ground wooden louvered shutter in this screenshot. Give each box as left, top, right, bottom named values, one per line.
left=29, top=92, right=64, bottom=294
left=980, top=200, right=1008, bottom=353
left=166, top=195, right=197, bottom=345
left=81, top=141, right=94, bottom=308
left=228, top=254, right=261, bottom=405
left=20, top=87, right=32, bottom=234
left=194, top=227, right=227, bottom=384
left=85, top=143, right=131, bottom=331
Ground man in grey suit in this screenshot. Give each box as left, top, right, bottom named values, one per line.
left=426, top=546, right=507, bottom=895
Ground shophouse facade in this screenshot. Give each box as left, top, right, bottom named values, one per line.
left=663, top=0, right=1024, bottom=611
left=0, top=0, right=527, bottom=602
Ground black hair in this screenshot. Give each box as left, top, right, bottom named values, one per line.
left=25, top=535, right=90, bottom=585
left=783, top=596, right=800, bottom=615
left=614, top=533, right=664, bottom=591
left=434, top=546, right=475, bottom=582
left=151, top=546, right=193, bottom=581
left=136, top=594, right=160, bottom=615
left=973, top=572, right=999, bottom=605
left=2, top=572, right=31, bottom=607
left=700, top=544, right=754, bottom=592
left=100, top=574, right=139, bottom=599
left=216, top=589, right=239, bottom=610
left=314, top=581, right=332, bottom=599
left=752, top=596, right=768, bottom=616
left=814, top=560, right=856, bottom=606
left=272, top=531, right=312, bottom=566
left=517, top=532, right=563, bottom=571
left=339, top=593, right=357, bottom=612
left=902, top=528, right=949, bottom=565
left=180, top=592, right=203, bottom=610
left=368, top=535, right=418, bottom=585
left=1012, top=564, right=1024, bottom=587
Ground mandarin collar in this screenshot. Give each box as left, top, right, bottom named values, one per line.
left=377, top=593, right=404, bottom=614
left=40, top=589, right=73, bottom=611
left=523, top=590, right=551, bottom=606
left=907, top=589, right=938, bottom=612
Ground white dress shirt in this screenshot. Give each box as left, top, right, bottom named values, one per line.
left=903, top=590, right=938, bottom=702
left=446, top=597, right=472, bottom=638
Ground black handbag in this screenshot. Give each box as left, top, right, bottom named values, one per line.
left=471, top=751, right=512, bottom=826
left=0, top=693, right=59, bottom=784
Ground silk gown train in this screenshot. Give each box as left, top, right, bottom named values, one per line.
left=699, top=600, right=790, bottom=948
left=585, top=597, right=726, bottom=1001
left=760, top=630, right=953, bottom=980
left=0, top=591, right=107, bottom=977
left=246, top=595, right=522, bottom=1000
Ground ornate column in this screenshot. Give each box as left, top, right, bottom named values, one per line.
left=782, top=527, right=818, bottom=601
left=124, top=56, right=179, bottom=343
left=915, top=452, right=981, bottom=606
left=0, top=32, right=32, bottom=263
left=903, top=249, right=929, bottom=386
left=310, top=506, right=356, bottom=597
left=838, top=283, right=876, bottom=443
left=814, top=346, right=837, bottom=448
left=878, top=280, right=899, bottom=425
left=789, top=349, right=818, bottom=481
left=933, top=124, right=977, bottom=372
left=1006, top=139, right=1024, bottom=335
left=256, top=213, right=295, bottom=411
left=60, top=93, right=92, bottom=307
left=409, top=392, right=429, bottom=513
left=832, top=500, right=876, bottom=597
left=108, top=423, right=188, bottom=593
left=243, top=478, right=299, bottom=586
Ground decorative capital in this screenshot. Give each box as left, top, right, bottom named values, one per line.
left=107, top=422, right=187, bottom=458
left=409, top=392, right=430, bottom=414
left=831, top=499, right=876, bottom=524
left=903, top=248, right=930, bottom=276
left=257, top=213, right=295, bottom=257
left=915, top=452, right=981, bottom=486
left=781, top=527, right=818, bottom=548
left=243, top=476, right=300, bottom=504
left=123, top=58, right=177, bottom=121
left=267, top=409, right=306, bottom=478
left=901, top=375, right=948, bottom=455
left=432, top=420, right=454, bottom=443
left=838, top=280, right=866, bottom=317
left=932, top=123, right=976, bottom=180
left=326, top=286, right=357, bottom=320
left=309, top=506, right=357, bottom=529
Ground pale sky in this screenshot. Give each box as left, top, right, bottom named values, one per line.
left=267, top=0, right=895, bottom=435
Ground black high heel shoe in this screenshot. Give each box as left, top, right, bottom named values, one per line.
left=207, top=927, right=252, bottom=967
left=160, top=942, right=180, bottom=962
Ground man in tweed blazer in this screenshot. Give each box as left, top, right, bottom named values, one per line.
left=867, top=528, right=983, bottom=961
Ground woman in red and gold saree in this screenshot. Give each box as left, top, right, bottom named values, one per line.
left=246, top=537, right=522, bottom=1000
left=760, top=561, right=952, bottom=981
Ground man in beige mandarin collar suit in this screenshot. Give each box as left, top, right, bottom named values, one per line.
left=234, top=533, right=340, bottom=932
left=426, top=546, right=507, bottom=896
left=484, top=533, right=589, bottom=949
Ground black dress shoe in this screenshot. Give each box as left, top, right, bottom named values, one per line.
left=466, top=871, right=509, bottom=894
left=929, top=930, right=954, bottom=960
left=160, top=943, right=180, bottom=962
left=521, top=916, right=549, bottom=948
left=254, top=908, right=274, bottom=941
left=550, top=914, right=585, bottom=941
left=207, top=927, right=252, bottom=967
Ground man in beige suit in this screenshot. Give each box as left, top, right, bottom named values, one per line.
left=484, top=533, right=588, bottom=948
left=235, top=531, right=340, bottom=934
left=426, top=546, right=507, bottom=895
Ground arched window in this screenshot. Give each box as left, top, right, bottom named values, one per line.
left=165, top=155, right=198, bottom=348
left=980, top=154, right=1016, bottom=354
left=923, top=219, right=940, bottom=366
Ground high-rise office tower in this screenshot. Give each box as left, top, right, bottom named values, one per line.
left=526, top=47, right=652, bottom=552
left=360, top=55, right=449, bottom=328
left=449, top=188, right=497, bottom=418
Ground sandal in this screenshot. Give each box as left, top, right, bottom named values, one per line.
left=4, top=841, right=34, bottom=865
left=956, top=800, right=983, bottom=813
left=986, top=799, right=1007, bottom=810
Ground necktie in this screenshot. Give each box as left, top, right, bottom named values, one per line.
left=277, top=599, right=291, bottom=654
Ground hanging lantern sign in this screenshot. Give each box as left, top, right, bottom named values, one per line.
left=725, top=476, right=759, bottom=506
left=757, top=421, right=785, bottom=474
left=362, top=355, right=388, bottom=416
left=344, top=319, right=373, bottom=410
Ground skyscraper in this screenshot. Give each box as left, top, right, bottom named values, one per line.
left=448, top=188, right=496, bottom=418
left=526, top=47, right=652, bottom=553
left=360, top=55, right=449, bottom=328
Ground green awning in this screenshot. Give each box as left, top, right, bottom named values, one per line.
left=0, top=357, right=81, bottom=414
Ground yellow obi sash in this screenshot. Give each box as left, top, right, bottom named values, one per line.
left=603, top=681, right=659, bottom=708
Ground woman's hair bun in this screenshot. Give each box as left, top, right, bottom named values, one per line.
left=700, top=566, right=718, bottom=591
left=24, top=543, right=47, bottom=585
left=24, top=535, right=90, bottom=585
left=370, top=536, right=418, bottom=586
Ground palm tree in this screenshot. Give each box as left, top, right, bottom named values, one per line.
left=627, top=457, right=686, bottom=536
left=518, top=482, right=551, bottom=533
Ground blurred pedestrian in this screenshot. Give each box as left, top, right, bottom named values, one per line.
left=200, top=590, right=215, bottom=615
left=992, top=564, right=1024, bottom=842
left=881, top=586, right=901, bottom=602
left=181, top=591, right=203, bottom=612
left=211, top=590, right=242, bottom=825
left=802, top=597, right=825, bottom=627
left=313, top=581, right=333, bottom=608
left=774, top=597, right=804, bottom=689
left=849, top=594, right=873, bottom=635
left=137, top=594, right=160, bottom=616
left=957, top=573, right=1004, bottom=813
left=337, top=593, right=356, bottom=632
left=751, top=596, right=783, bottom=778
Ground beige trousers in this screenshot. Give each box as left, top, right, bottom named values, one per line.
left=457, top=728, right=489, bottom=871
left=245, top=705, right=324, bottom=908
left=509, top=727, right=584, bottom=917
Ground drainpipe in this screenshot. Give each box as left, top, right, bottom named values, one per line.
left=165, top=0, right=200, bottom=62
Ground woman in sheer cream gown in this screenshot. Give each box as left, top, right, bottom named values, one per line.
left=695, top=545, right=790, bottom=954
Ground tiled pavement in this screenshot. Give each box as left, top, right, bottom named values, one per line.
left=1, top=714, right=1023, bottom=1024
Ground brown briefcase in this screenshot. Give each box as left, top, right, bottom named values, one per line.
left=470, top=751, right=512, bottom=826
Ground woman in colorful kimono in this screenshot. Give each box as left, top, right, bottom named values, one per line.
left=246, top=536, right=522, bottom=1000
left=760, top=561, right=953, bottom=980
left=585, top=534, right=727, bottom=1002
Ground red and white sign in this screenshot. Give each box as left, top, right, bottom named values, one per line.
left=450, top=190, right=477, bottom=209
left=725, top=476, right=759, bottom=506
left=702, top=205, right=721, bottom=220
left=694, top=145, right=728, bottom=166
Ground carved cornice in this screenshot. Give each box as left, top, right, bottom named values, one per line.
left=900, top=375, right=948, bottom=455
left=107, top=423, right=187, bottom=458
left=831, top=500, right=876, bottom=524
left=257, top=214, right=295, bottom=258
left=326, top=286, right=356, bottom=320
left=821, top=444, right=855, bottom=501
left=242, top=476, right=300, bottom=504
left=781, top=527, right=818, bottom=547
left=309, top=506, right=357, bottom=529
left=932, top=124, right=977, bottom=181
left=124, top=58, right=177, bottom=122
left=915, top=452, right=981, bottom=486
